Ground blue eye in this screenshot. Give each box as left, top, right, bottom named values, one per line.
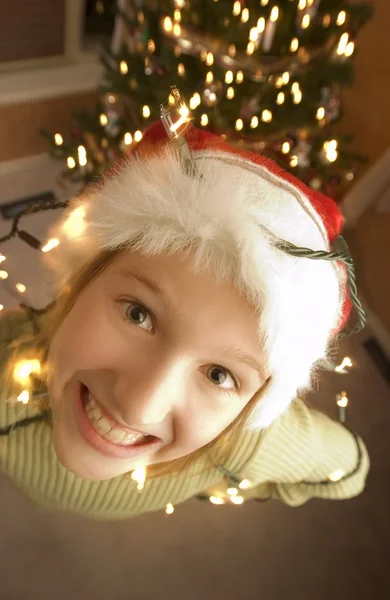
left=116, top=299, right=240, bottom=395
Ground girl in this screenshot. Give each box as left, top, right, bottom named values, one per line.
left=0, top=98, right=369, bottom=520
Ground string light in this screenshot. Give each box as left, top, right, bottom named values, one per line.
left=41, top=238, right=59, bottom=253
left=261, top=109, right=272, bottom=122
left=99, top=114, right=108, bottom=126
left=201, top=114, right=208, bottom=126
left=226, top=86, right=235, bottom=99
left=77, top=145, right=87, bottom=167
left=246, top=42, right=255, bottom=55
left=0, top=254, right=5, bottom=263
left=189, top=92, right=201, bottom=109
left=328, top=469, right=345, bottom=482
left=323, top=13, right=331, bottom=27
left=250, top=116, right=259, bottom=128
left=119, top=61, right=128, bottom=74
left=210, top=496, right=225, bottom=505
left=67, top=157, right=76, bottom=169
left=122, top=132, right=132, bottom=145
left=241, top=8, right=249, bottom=23
left=230, top=496, right=244, bottom=505
left=165, top=503, right=175, bottom=515
left=290, top=37, right=299, bottom=52
left=291, top=82, right=300, bottom=94
left=277, top=92, right=285, bottom=104
left=249, top=27, right=259, bottom=42
left=54, top=133, right=63, bottom=145
left=298, top=0, right=306, bottom=9
left=206, top=52, right=214, bottom=66
left=235, top=118, right=243, bottom=131
left=293, top=89, right=302, bottom=104
left=228, top=44, right=236, bottom=57
left=257, top=17, right=265, bottom=33
left=282, top=141, right=291, bottom=154
left=163, top=16, right=173, bottom=32
left=337, top=32, right=350, bottom=55
left=206, top=71, right=214, bottom=84
left=316, top=107, right=325, bottom=120
left=0, top=270, right=8, bottom=279
left=62, top=206, right=86, bottom=238
left=0, top=305, right=3, bottom=311
left=142, top=105, right=151, bottom=118
left=174, top=8, right=181, bottom=22
left=174, top=0, right=185, bottom=7
left=301, top=13, right=310, bottom=29
left=225, top=70, right=233, bottom=84
left=270, top=6, right=279, bottom=22
left=282, top=71, right=290, bottom=84
left=131, top=467, right=146, bottom=491
left=335, top=356, right=353, bottom=374
left=15, top=283, right=26, bottom=293
left=290, top=155, right=298, bottom=167
left=107, top=94, right=116, bottom=104
left=147, top=39, right=156, bottom=53
left=324, top=139, right=338, bottom=162
left=345, top=41, right=355, bottom=57
left=275, top=77, right=283, bottom=88
left=174, top=45, right=181, bottom=57
left=239, top=479, right=251, bottom=489
left=336, top=11, right=346, bottom=26
left=134, top=130, right=143, bottom=142
left=236, top=70, right=244, bottom=83
left=13, top=359, right=41, bottom=384
left=173, top=23, right=181, bottom=36
left=232, top=1, right=241, bottom=16
left=17, top=390, right=29, bottom=405
left=177, top=63, right=185, bottom=76
left=260, top=0, right=269, bottom=5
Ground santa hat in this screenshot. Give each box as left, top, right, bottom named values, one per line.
left=43, top=119, right=361, bottom=429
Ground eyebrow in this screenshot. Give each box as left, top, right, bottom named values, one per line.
left=114, top=268, right=265, bottom=385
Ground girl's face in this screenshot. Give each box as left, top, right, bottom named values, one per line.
left=47, top=250, right=266, bottom=481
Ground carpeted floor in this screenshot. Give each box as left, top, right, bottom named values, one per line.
left=1, top=323, right=389, bottom=600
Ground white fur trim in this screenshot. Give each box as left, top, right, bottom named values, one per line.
left=43, top=146, right=346, bottom=429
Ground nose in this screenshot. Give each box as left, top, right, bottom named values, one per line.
left=113, top=360, right=181, bottom=428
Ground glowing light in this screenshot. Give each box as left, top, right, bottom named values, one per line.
left=142, top=105, right=150, bottom=119
left=227, top=487, right=238, bottom=496
left=0, top=270, right=8, bottom=279
left=235, top=118, right=243, bottom=131
left=165, top=503, right=175, bottom=515
left=290, top=155, right=298, bottom=167
left=230, top=495, right=244, bottom=505
left=189, top=92, right=201, bottom=110
left=241, top=8, right=249, bottom=23
left=345, top=41, right=355, bottom=57
left=119, top=61, right=128, bottom=74
left=123, top=132, right=133, bottom=145
left=17, top=390, right=29, bottom=404
left=206, top=71, right=214, bottom=84
left=293, top=90, right=302, bottom=104
left=337, top=32, right=349, bottom=55
left=134, top=130, right=143, bottom=142
left=174, top=8, right=181, bottom=22
left=15, top=283, right=26, bottom=293
left=147, top=39, right=155, bottom=53
left=261, top=109, right=272, bottom=123
left=275, top=77, right=283, bottom=88
left=249, top=27, right=259, bottom=42
left=200, top=114, right=208, bottom=126
left=239, top=479, right=251, bottom=489
left=236, top=70, right=244, bottom=83
left=226, top=86, right=235, bottom=99
left=232, top=1, right=241, bottom=16
left=282, top=141, right=291, bottom=154
left=301, top=13, right=310, bottom=29
left=228, top=44, right=236, bottom=57
left=337, top=395, right=349, bottom=408
left=324, top=139, right=338, bottom=162
left=298, top=0, right=306, bottom=8
left=77, top=145, right=87, bottom=167
left=225, top=70, right=233, bottom=84
left=163, top=16, right=173, bottom=32
left=62, top=206, right=86, bottom=238
left=0, top=305, right=3, bottom=311
left=250, top=116, right=259, bottom=128
left=270, top=6, right=279, bottom=22
left=328, top=469, right=345, bottom=482
left=131, top=467, right=146, bottom=491
left=54, top=133, right=63, bottom=145
left=41, top=238, right=60, bottom=253
left=323, top=13, right=331, bottom=27
left=210, top=496, right=225, bottom=505
left=282, top=71, right=290, bottom=84
left=260, top=0, right=269, bottom=5
left=337, top=11, right=346, bottom=26
left=316, top=107, right=325, bottom=120
left=335, top=357, right=353, bottom=374
left=290, top=37, right=299, bottom=52
left=291, top=82, right=300, bottom=93
left=177, top=63, right=185, bottom=76
left=200, top=49, right=207, bottom=61
left=257, top=17, right=265, bottom=33
left=173, top=23, right=181, bottom=36
left=206, top=52, right=214, bottom=66
left=13, top=359, right=41, bottom=384
left=246, top=42, right=255, bottom=55
left=0, top=255, right=5, bottom=263
left=99, top=114, right=108, bottom=126
left=276, top=92, right=285, bottom=104
left=67, top=157, right=76, bottom=169
left=107, top=94, right=116, bottom=103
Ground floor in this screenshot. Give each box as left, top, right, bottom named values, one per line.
left=0, top=320, right=389, bottom=599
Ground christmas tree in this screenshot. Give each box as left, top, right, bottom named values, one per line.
left=43, top=0, right=373, bottom=197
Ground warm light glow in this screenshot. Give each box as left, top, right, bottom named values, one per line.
left=165, top=503, right=175, bottom=515
left=17, top=390, right=29, bottom=405
left=337, top=394, right=349, bottom=408
left=290, top=155, right=298, bottom=167
left=275, top=77, right=283, bottom=88
left=228, top=44, right=236, bottom=57
left=236, top=70, right=244, bottom=83
left=226, top=86, right=235, bottom=99
left=174, top=44, right=181, bottom=57
left=67, top=157, right=76, bottom=169
left=142, top=105, right=150, bottom=118
left=200, top=49, right=207, bottom=61
left=335, top=357, right=353, bottom=374
left=291, top=82, right=300, bottom=94
left=119, top=61, right=128, bottom=74
left=277, top=91, right=285, bottom=104
left=174, top=8, right=181, bottom=22
left=250, top=116, right=259, bottom=128
left=0, top=305, right=3, bottom=311
left=177, top=63, right=185, bottom=76
left=173, top=23, right=181, bottom=36
left=123, top=132, right=133, bottom=145
left=99, top=114, right=108, bottom=126
left=298, top=0, right=306, bottom=8
left=200, top=114, right=208, bottom=126
left=62, top=206, right=86, bottom=238
left=147, top=39, right=156, bottom=53
left=0, top=270, right=8, bottom=280
left=323, top=13, right=331, bottom=27
left=270, top=6, right=279, bottom=22
left=316, top=106, right=325, bottom=120
left=210, top=496, right=225, bottom=505
left=239, top=479, right=251, bottom=489
left=0, top=254, right=5, bottom=263
left=174, top=0, right=185, bottom=7
left=282, top=141, right=291, bottom=154
left=15, top=283, right=26, bottom=293
left=41, top=238, right=60, bottom=253
left=246, top=42, right=255, bottom=55
left=301, top=13, right=310, bottom=29
left=206, top=71, right=214, bottom=84
left=241, top=8, right=249, bottom=23
left=225, top=70, right=233, bottom=84
left=293, top=90, right=302, bottom=104
left=78, top=145, right=87, bottom=167
left=235, top=118, right=243, bottom=131
left=260, top=0, right=269, bottom=5
left=324, top=139, right=338, bottom=162
left=189, top=92, right=201, bottom=110
left=163, top=16, right=173, bottom=32
left=261, top=109, right=272, bottom=123
left=328, top=469, right=345, bottom=482
left=344, top=41, right=355, bottom=57
left=337, top=32, right=349, bottom=55
left=230, top=495, right=244, bottom=505
left=206, top=52, right=214, bottom=66
left=134, top=130, right=143, bottom=142
left=227, top=487, right=238, bottom=496
left=131, top=467, right=146, bottom=491
left=282, top=71, right=290, bottom=84
left=232, top=0, right=241, bottom=16
left=13, top=359, right=41, bottom=384
left=337, top=10, right=346, bottom=26
left=249, top=27, right=259, bottom=42
left=290, top=37, right=299, bottom=52
left=54, top=133, right=63, bottom=145
left=257, top=17, right=265, bottom=33
left=107, top=94, right=116, bottom=103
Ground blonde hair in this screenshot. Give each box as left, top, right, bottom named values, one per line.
left=28, top=246, right=269, bottom=480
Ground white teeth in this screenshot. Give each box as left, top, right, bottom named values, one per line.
left=85, top=391, right=147, bottom=446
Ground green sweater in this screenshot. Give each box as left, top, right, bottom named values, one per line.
left=0, top=310, right=370, bottom=521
